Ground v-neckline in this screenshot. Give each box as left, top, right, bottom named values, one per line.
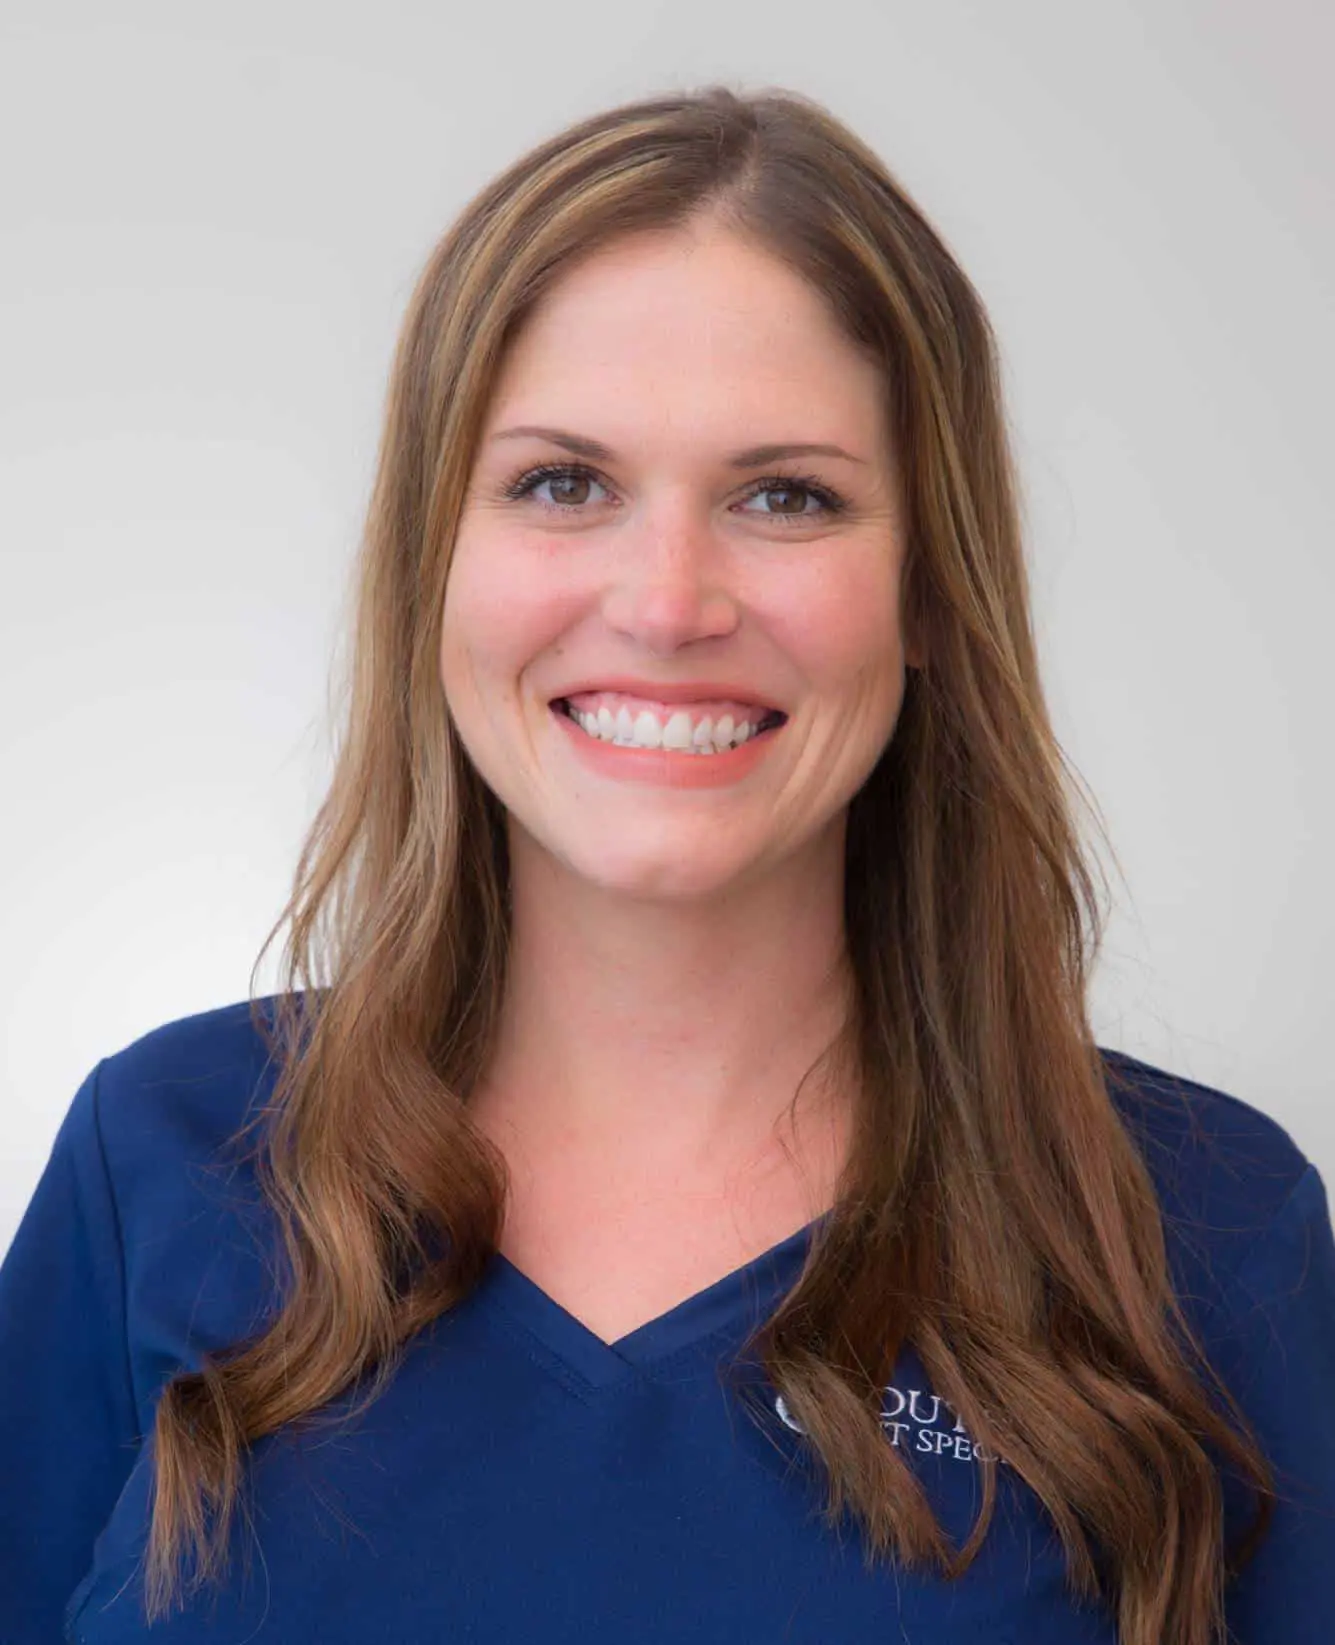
left=478, top=1214, right=827, bottom=1391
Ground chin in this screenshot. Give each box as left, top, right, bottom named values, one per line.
left=554, top=840, right=759, bottom=904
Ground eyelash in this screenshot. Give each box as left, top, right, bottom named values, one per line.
left=501, top=461, right=849, bottom=525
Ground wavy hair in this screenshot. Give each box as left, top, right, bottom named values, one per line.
left=146, top=83, right=1275, bottom=1643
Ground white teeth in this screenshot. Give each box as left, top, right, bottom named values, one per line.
left=632, top=710, right=662, bottom=749
left=661, top=710, right=694, bottom=750
left=562, top=707, right=772, bottom=756
left=567, top=701, right=768, bottom=754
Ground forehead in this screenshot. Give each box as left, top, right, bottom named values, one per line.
left=484, top=227, right=887, bottom=442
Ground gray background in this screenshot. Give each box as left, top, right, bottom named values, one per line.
left=2, top=0, right=1331, bottom=1253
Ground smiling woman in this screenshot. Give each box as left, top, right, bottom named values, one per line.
left=1, top=83, right=1332, bottom=1645
left=440, top=223, right=915, bottom=889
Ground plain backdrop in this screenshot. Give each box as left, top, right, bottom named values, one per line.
left=1, top=0, right=1331, bottom=1255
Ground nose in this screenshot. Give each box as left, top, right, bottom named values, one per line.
left=599, top=506, right=740, bottom=654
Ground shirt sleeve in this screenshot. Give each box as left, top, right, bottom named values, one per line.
left=0, top=1063, right=142, bottom=1643
left=1214, top=1163, right=1335, bottom=1643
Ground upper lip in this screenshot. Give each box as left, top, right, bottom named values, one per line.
left=549, top=678, right=785, bottom=715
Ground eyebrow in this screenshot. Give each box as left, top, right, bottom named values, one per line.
left=489, top=424, right=867, bottom=468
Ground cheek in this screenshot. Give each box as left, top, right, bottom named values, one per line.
left=764, top=556, right=907, bottom=685
left=440, top=538, right=575, bottom=700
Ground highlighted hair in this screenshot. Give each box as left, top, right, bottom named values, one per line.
left=147, top=84, right=1273, bottom=1645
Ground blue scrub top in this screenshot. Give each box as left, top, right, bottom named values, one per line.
left=2, top=998, right=1333, bottom=1643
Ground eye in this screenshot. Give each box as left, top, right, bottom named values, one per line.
left=501, top=461, right=849, bottom=525
left=737, top=475, right=848, bottom=522
left=503, top=462, right=612, bottom=512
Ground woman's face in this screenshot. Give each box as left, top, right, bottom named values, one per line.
left=441, top=222, right=918, bottom=902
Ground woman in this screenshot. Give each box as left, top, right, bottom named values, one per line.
left=2, top=84, right=1331, bottom=1645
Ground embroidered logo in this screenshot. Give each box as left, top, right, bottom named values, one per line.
left=774, top=1385, right=997, bottom=1463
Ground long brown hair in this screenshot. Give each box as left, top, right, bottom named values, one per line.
left=147, top=83, right=1275, bottom=1642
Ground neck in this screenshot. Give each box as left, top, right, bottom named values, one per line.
left=471, top=816, right=858, bottom=1208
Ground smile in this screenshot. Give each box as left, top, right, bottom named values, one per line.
left=548, top=693, right=788, bottom=789
left=552, top=694, right=786, bottom=755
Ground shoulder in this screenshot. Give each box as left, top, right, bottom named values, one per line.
left=1099, top=1051, right=1335, bottom=1582
left=89, top=994, right=292, bottom=1185
left=1097, top=1045, right=1323, bottom=1311
left=74, top=995, right=305, bottom=1403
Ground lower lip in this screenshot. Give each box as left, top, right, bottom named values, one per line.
left=550, top=704, right=784, bottom=788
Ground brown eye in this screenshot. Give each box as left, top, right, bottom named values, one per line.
left=503, top=463, right=611, bottom=512
left=503, top=462, right=847, bottom=526
left=738, top=475, right=847, bottom=522
left=758, top=484, right=808, bottom=515
left=547, top=472, right=592, bottom=506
